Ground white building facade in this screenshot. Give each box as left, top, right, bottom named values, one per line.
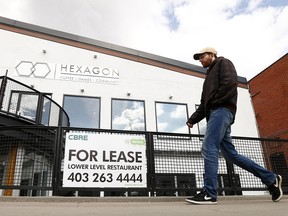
left=0, top=17, right=266, bottom=197
left=0, top=17, right=258, bottom=137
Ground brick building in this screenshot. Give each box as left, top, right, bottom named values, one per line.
left=249, top=53, right=288, bottom=182
left=249, top=53, right=288, bottom=139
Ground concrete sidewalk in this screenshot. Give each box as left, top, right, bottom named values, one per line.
left=0, top=196, right=287, bottom=216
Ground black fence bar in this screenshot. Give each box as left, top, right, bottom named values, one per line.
left=0, top=126, right=287, bottom=197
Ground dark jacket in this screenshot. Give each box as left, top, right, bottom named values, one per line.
left=187, top=57, right=238, bottom=124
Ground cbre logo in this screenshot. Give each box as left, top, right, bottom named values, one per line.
left=16, top=61, right=51, bottom=78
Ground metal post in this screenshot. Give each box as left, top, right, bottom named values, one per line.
left=52, top=127, right=63, bottom=196
left=226, top=161, right=238, bottom=195
left=146, top=132, right=155, bottom=196
left=0, top=71, right=8, bottom=109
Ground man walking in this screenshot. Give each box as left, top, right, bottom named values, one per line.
left=185, top=47, right=282, bottom=205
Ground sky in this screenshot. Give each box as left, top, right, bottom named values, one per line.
left=0, top=0, right=287, bottom=80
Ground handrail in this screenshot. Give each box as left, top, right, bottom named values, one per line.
left=0, top=75, right=70, bottom=126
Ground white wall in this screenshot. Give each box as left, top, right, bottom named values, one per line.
left=232, top=88, right=259, bottom=137
left=0, top=28, right=259, bottom=137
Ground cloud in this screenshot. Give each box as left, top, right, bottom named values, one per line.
left=166, top=0, right=288, bottom=79
left=112, top=102, right=145, bottom=130
left=156, top=103, right=188, bottom=133
left=170, top=105, right=187, bottom=119
left=0, top=0, right=287, bottom=80
left=156, top=103, right=165, bottom=116
left=157, top=122, right=169, bottom=132
left=172, top=125, right=188, bottom=134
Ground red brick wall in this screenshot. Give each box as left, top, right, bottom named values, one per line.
left=249, top=54, right=288, bottom=139
left=249, top=54, right=288, bottom=170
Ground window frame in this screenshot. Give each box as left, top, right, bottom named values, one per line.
left=155, top=101, right=190, bottom=135
left=7, top=90, right=52, bottom=125
left=195, top=104, right=206, bottom=140
left=111, top=98, right=146, bottom=131
left=63, top=94, right=101, bottom=129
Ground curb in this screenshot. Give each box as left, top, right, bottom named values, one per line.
left=0, top=195, right=287, bottom=203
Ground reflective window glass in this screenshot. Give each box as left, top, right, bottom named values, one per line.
left=9, top=92, right=39, bottom=121
left=63, top=96, right=100, bottom=128
left=195, top=105, right=206, bottom=136
left=41, top=96, right=51, bottom=125
left=112, top=99, right=145, bottom=131
left=155, top=102, right=188, bottom=133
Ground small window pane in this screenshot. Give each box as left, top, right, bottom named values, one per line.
left=112, top=99, right=145, bottom=131
left=41, top=97, right=51, bottom=125
left=156, top=102, right=188, bottom=133
left=195, top=105, right=206, bottom=136
left=9, top=92, right=19, bottom=114
left=64, top=96, right=100, bottom=128
left=20, top=94, right=38, bottom=120
left=8, top=92, right=52, bottom=125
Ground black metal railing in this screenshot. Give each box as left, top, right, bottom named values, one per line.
left=0, top=76, right=69, bottom=126
left=0, top=126, right=287, bottom=197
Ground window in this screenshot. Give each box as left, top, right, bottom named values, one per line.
left=63, top=95, right=100, bottom=128
left=41, top=96, right=52, bottom=125
left=111, top=99, right=145, bottom=131
left=9, top=92, right=38, bottom=120
left=195, top=105, right=206, bottom=136
left=8, top=91, right=51, bottom=125
left=155, top=102, right=189, bottom=133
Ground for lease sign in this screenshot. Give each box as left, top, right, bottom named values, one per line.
left=63, top=132, right=147, bottom=188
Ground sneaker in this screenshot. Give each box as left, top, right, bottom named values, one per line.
left=185, top=190, right=217, bottom=205
left=268, top=174, right=283, bottom=202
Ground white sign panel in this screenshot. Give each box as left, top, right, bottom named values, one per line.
left=14, top=61, right=120, bottom=85
left=63, top=132, right=147, bottom=188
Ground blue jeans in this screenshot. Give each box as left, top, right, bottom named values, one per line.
left=202, top=107, right=276, bottom=199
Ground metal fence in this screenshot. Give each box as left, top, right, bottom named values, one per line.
left=0, top=126, right=57, bottom=196
left=0, top=126, right=287, bottom=197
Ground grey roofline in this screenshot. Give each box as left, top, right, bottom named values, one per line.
left=0, top=16, right=247, bottom=84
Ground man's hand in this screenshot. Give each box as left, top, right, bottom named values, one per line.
left=186, top=122, right=193, bottom=128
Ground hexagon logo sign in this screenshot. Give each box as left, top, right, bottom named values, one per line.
left=32, top=63, right=51, bottom=78
left=15, top=61, right=34, bottom=77
left=16, top=61, right=51, bottom=78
